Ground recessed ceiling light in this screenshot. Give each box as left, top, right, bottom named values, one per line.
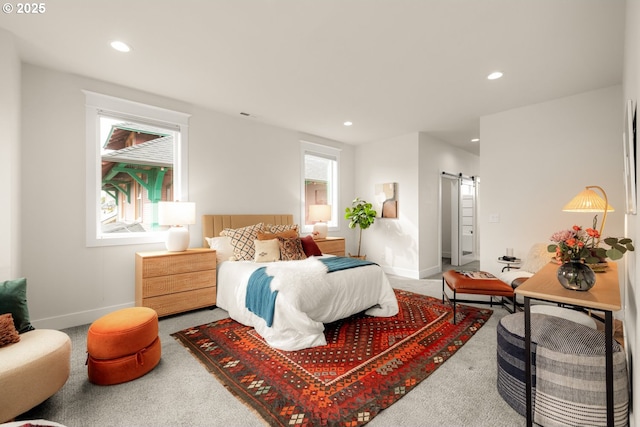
left=343, top=121, right=353, bottom=126
left=471, top=138, right=480, bottom=142
left=487, top=71, right=503, bottom=80
left=110, top=41, right=131, bottom=53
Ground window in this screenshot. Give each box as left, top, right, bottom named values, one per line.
left=301, top=141, right=340, bottom=234
left=84, top=91, right=190, bottom=246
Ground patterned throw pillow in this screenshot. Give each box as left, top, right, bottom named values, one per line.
left=268, top=224, right=299, bottom=234
left=220, top=223, right=264, bottom=261
left=278, top=237, right=307, bottom=261
left=0, top=313, right=20, bottom=347
left=254, top=239, right=281, bottom=263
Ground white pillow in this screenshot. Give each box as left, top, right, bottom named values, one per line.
left=254, top=239, right=280, bottom=263
left=520, top=243, right=554, bottom=273
left=205, top=236, right=235, bottom=263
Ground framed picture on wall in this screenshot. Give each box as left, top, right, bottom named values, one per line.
left=623, top=99, right=637, bottom=215
left=374, top=182, right=398, bottom=218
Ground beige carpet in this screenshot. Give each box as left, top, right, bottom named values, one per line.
left=17, top=275, right=524, bottom=426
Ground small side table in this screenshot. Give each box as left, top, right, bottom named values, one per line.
left=313, top=237, right=345, bottom=256
left=497, top=257, right=522, bottom=272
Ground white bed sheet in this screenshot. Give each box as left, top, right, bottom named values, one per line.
left=216, top=256, right=399, bottom=351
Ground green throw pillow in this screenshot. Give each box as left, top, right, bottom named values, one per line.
left=0, top=278, right=35, bottom=334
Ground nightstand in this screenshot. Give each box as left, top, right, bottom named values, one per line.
left=135, top=248, right=216, bottom=317
left=313, top=237, right=345, bottom=256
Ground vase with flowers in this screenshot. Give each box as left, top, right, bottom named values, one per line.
left=548, top=225, right=634, bottom=291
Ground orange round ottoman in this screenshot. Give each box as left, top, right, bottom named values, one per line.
left=87, top=307, right=161, bottom=385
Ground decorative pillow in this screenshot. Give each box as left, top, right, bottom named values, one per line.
left=205, top=236, right=235, bottom=263
left=256, top=229, right=298, bottom=240
left=300, top=235, right=323, bottom=257
left=0, top=313, right=20, bottom=347
left=0, top=278, right=35, bottom=334
left=254, top=239, right=281, bottom=263
left=278, top=237, right=307, bottom=261
left=220, top=223, right=264, bottom=261
left=520, top=243, right=554, bottom=273
left=268, top=224, right=299, bottom=234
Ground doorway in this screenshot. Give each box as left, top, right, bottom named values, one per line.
left=440, top=173, right=479, bottom=267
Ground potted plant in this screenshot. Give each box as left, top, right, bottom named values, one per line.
left=344, top=197, right=377, bottom=259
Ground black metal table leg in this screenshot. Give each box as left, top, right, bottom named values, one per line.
left=525, top=297, right=532, bottom=427
left=606, top=311, right=614, bottom=426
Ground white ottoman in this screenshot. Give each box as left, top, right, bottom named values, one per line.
left=530, top=304, right=597, bottom=329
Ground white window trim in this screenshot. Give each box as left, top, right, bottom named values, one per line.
left=300, top=141, right=341, bottom=235
left=84, top=91, right=191, bottom=247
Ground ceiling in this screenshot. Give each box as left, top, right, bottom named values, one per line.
left=0, top=0, right=625, bottom=155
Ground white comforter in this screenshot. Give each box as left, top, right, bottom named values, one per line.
left=216, top=256, right=399, bottom=351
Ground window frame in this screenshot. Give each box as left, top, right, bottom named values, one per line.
left=300, top=141, right=341, bottom=235
left=84, top=91, right=190, bottom=247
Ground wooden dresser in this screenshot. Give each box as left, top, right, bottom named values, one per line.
left=135, top=248, right=216, bottom=317
left=314, top=237, right=346, bottom=256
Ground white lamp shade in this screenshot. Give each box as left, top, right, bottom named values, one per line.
left=158, top=201, right=196, bottom=226
left=309, top=204, right=332, bottom=222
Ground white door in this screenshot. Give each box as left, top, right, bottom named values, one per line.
left=458, top=178, right=477, bottom=265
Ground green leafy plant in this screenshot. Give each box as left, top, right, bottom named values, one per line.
left=344, top=197, right=377, bottom=258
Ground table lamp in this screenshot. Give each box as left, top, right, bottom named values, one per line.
left=309, top=204, right=331, bottom=239
left=562, top=185, right=614, bottom=242
left=158, top=201, right=196, bottom=251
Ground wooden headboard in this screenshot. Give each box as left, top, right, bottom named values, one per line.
left=202, top=214, right=294, bottom=247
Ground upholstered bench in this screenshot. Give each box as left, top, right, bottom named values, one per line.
left=442, top=270, right=515, bottom=323
left=0, top=329, right=71, bottom=422
left=497, top=312, right=628, bottom=426
left=87, top=307, right=161, bottom=385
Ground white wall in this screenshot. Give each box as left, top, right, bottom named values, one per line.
left=479, top=85, right=624, bottom=276
left=418, top=133, right=480, bottom=274
left=623, top=1, right=640, bottom=425
left=352, top=131, right=479, bottom=278
left=353, top=133, right=420, bottom=277
left=20, top=63, right=354, bottom=329
left=0, top=30, right=21, bottom=281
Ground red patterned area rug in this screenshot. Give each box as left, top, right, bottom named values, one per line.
left=172, top=289, right=492, bottom=427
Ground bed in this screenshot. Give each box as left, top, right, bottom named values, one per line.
left=202, top=214, right=399, bottom=351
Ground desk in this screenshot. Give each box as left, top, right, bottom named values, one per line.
left=514, top=262, right=620, bottom=427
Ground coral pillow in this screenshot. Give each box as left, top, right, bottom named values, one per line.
left=300, top=235, right=323, bottom=257
left=257, top=229, right=298, bottom=240
left=0, top=313, right=20, bottom=347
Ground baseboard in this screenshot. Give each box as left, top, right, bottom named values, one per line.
left=382, top=265, right=421, bottom=279
left=31, top=302, right=135, bottom=330
left=382, top=265, right=442, bottom=280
